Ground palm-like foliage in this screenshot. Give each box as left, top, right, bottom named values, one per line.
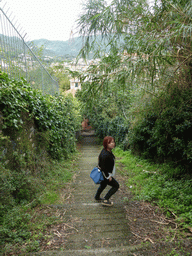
left=78, top=0, right=192, bottom=92
left=76, top=0, right=192, bottom=170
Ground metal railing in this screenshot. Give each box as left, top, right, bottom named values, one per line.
left=0, top=1, right=59, bottom=95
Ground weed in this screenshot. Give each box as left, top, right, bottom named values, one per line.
left=84, top=245, right=92, bottom=249
left=123, top=197, right=129, bottom=202
left=166, top=249, right=180, bottom=256
left=114, top=147, right=192, bottom=231
left=0, top=152, right=78, bottom=254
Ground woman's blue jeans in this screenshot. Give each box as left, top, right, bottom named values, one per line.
left=95, top=177, right=119, bottom=200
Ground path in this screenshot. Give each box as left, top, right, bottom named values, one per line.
left=34, top=133, right=192, bottom=256
left=35, top=133, right=145, bottom=255
left=62, top=134, right=134, bottom=255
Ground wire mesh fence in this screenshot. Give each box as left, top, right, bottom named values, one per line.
left=0, top=1, right=59, bottom=95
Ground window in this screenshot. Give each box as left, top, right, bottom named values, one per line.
left=75, top=83, right=78, bottom=88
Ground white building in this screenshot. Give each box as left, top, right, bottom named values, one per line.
left=69, top=77, right=81, bottom=91
left=56, top=58, right=100, bottom=97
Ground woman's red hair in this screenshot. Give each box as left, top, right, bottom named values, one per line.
left=103, top=136, right=115, bottom=150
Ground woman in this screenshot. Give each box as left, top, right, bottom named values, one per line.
left=95, top=136, right=119, bottom=206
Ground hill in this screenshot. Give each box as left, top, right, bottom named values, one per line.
left=0, top=34, right=110, bottom=61
left=0, top=33, right=81, bottom=61
left=31, top=35, right=110, bottom=60
left=31, top=37, right=85, bottom=60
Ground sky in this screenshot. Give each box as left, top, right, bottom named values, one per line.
left=0, top=0, right=91, bottom=42
left=1, top=0, right=153, bottom=42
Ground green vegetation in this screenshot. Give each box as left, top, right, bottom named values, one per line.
left=75, top=0, right=192, bottom=235
left=49, top=63, right=70, bottom=93
left=1, top=0, right=192, bottom=253
left=76, top=0, right=192, bottom=171
left=115, top=147, right=192, bottom=232
left=0, top=71, right=81, bottom=253
left=0, top=156, right=78, bottom=254
left=127, top=85, right=192, bottom=170
left=0, top=71, right=81, bottom=160
left=76, top=86, right=130, bottom=145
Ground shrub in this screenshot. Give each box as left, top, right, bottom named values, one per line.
left=0, top=71, right=81, bottom=162
left=128, top=84, right=192, bottom=172
left=90, top=116, right=130, bottom=145
left=0, top=206, right=32, bottom=244
left=0, top=71, right=81, bottom=234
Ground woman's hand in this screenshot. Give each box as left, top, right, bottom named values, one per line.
left=109, top=177, right=112, bottom=182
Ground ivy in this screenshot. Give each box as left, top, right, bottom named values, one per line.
left=0, top=71, right=81, bottom=226
left=0, top=71, right=81, bottom=160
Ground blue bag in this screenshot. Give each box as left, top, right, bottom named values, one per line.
left=90, top=167, right=104, bottom=184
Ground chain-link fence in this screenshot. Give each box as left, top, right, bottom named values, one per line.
left=0, top=1, right=59, bottom=95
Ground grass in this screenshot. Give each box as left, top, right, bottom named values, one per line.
left=0, top=151, right=79, bottom=255
left=114, top=147, right=192, bottom=232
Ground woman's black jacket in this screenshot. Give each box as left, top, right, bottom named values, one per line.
left=98, top=148, right=115, bottom=179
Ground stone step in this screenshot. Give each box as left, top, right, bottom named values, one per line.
left=69, top=222, right=130, bottom=233
left=68, top=213, right=127, bottom=221
left=65, top=212, right=128, bottom=223
left=32, top=136, right=134, bottom=255
left=63, top=204, right=127, bottom=214
left=65, top=216, right=128, bottom=225
left=81, top=150, right=100, bottom=154
left=66, top=230, right=130, bottom=243
left=64, top=237, right=131, bottom=250
left=32, top=244, right=146, bottom=256
left=66, top=215, right=129, bottom=226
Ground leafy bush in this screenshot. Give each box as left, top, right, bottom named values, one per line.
left=0, top=71, right=81, bottom=161
left=0, top=154, right=78, bottom=253
left=76, top=78, right=131, bottom=147
left=0, top=71, right=81, bottom=250
left=93, top=116, right=130, bottom=145
left=0, top=206, right=32, bottom=244
left=128, top=85, right=192, bottom=172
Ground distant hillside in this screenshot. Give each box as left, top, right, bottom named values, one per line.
left=0, top=34, right=110, bottom=61
left=31, top=35, right=110, bottom=60
left=31, top=37, right=85, bottom=59
left=0, top=33, right=79, bottom=61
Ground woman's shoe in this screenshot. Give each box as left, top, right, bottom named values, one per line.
left=102, top=199, right=113, bottom=206
left=95, top=197, right=104, bottom=202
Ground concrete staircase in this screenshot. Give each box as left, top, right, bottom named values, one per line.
left=33, top=135, right=148, bottom=255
